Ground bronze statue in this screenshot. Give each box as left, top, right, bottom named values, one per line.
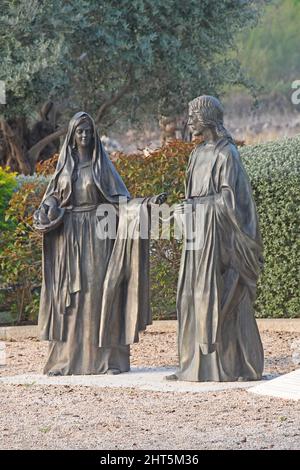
left=34, top=112, right=166, bottom=376
left=167, top=95, right=264, bottom=382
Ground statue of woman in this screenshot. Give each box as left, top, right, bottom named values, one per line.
left=34, top=111, right=165, bottom=376
left=168, top=95, right=264, bottom=382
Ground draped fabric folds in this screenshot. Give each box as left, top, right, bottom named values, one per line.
left=176, top=139, right=264, bottom=382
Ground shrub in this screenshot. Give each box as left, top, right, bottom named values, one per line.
left=115, top=141, right=191, bottom=319
left=0, top=176, right=48, bottom=323
left=0, top=166, right=17, bottom=232
left=241, top=137, right=300, bottom=318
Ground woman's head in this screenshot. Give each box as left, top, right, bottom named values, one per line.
left=68, top=113, right=95, bottom=182
left=40, top=111, right=131, bottom=207
left=72, top=114, right=94, bottom=151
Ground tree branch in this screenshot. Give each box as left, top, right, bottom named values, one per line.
left=27, top=125, right=67, bottom=171
left=0, top=119, right=31, bottom=175
left=95, top=68, right=134, bottom=124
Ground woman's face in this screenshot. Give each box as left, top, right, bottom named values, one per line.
left=74, top=121, right=93, bottom=149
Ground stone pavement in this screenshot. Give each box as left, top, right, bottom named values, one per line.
left=0, top=366, right=273, bottom=394
left=249, top=368, right=300, bottom=400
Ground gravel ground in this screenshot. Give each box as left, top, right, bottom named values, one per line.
left=0, top=323, right=299, bottom=450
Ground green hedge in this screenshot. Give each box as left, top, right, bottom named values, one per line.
left=0, top=136, right=299, bottom=321
left=241, top=138, right=300, bottom=318
left=0, top=167, right=17, bottom=232
left=0, top=175, right=47, bottom=323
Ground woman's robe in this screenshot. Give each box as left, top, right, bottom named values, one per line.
left=36, top=112, right=152, bottom=375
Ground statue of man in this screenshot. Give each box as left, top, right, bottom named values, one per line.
left=167, top=95, right=264, bottom=382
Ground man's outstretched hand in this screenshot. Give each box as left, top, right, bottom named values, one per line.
left=150, top=192, right=168, bottom=205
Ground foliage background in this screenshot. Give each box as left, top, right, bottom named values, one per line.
left=0, top=0, right=261, bottom=125
left=237, top=0, right=300, bottom=94
left=0, top=167, right=17, bottom=231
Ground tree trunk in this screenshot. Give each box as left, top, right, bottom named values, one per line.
left=0, top=119, right=31, bottom=174
left=27, top=125, right=67, bottom=172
